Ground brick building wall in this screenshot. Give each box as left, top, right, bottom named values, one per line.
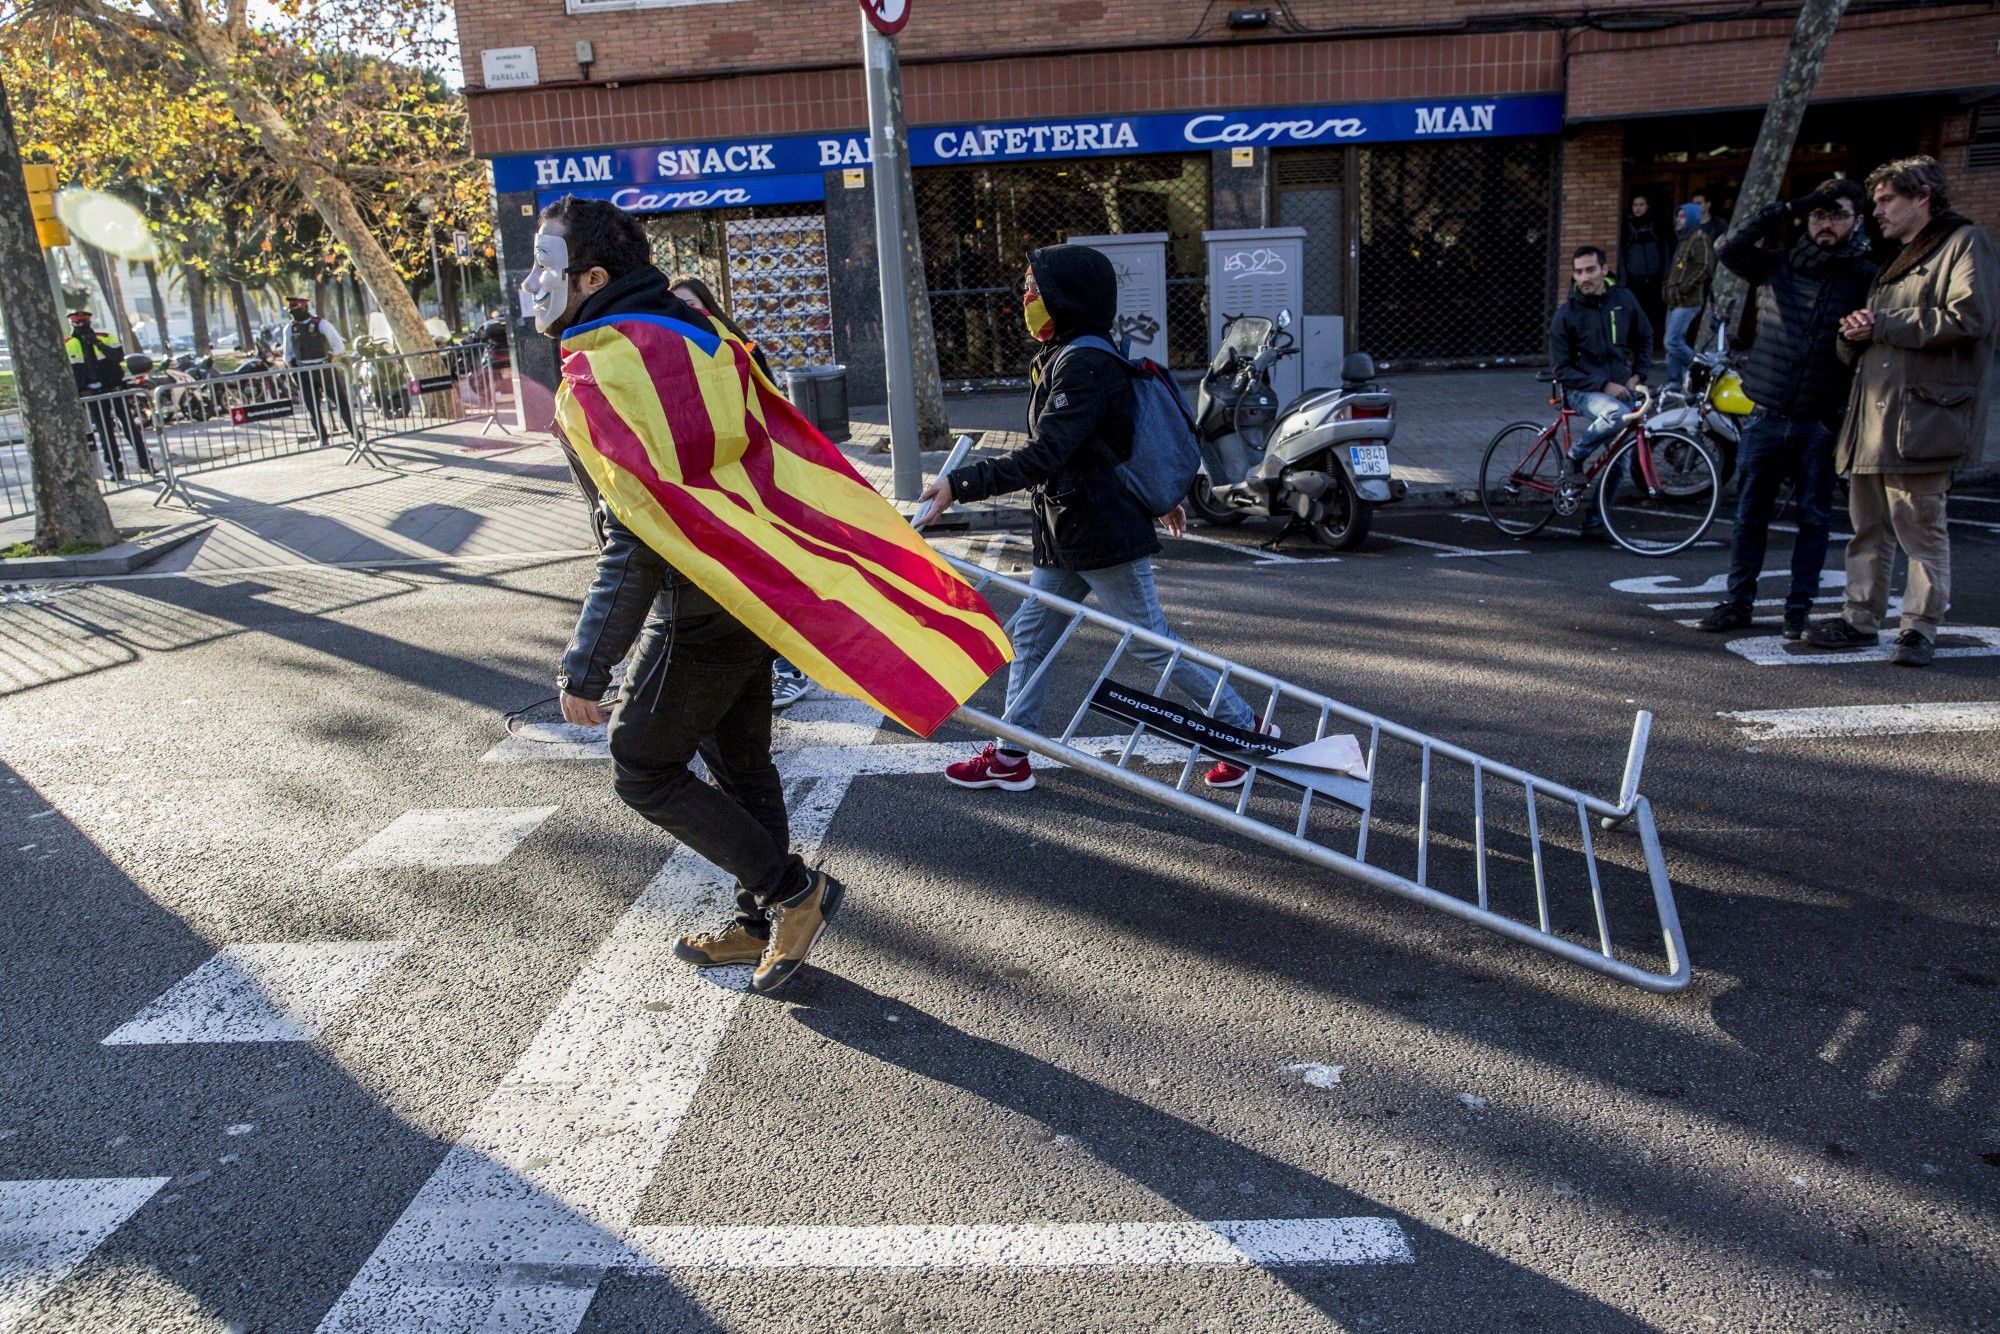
left=1558, top=124, right=1626, bottom=277
left=1567, top=4, right=2000, bottom=120
left=457, top=0, right=1588, bottom=92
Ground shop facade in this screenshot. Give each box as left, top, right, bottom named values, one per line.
left=488, top=94, right=1567, bottom=406
left=460, top=2, right=2000, bottom=415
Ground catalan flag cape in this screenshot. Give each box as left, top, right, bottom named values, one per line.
left=554, top=312, right=1013, bottom=737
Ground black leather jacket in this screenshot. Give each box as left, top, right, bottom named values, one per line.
left=554, top=265, right=739, bottom=701
left=557, top=509, right=726, bottom=702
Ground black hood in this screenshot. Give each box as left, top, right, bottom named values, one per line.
left=566, top=263, right=706, bottom=337
left=1028, top=244, right=1117, bottom=343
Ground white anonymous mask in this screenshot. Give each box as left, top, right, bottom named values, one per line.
left=520, top=231, right=573, bottom=336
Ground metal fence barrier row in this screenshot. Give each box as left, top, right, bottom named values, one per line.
left=0, top=346, right=505, bottom=522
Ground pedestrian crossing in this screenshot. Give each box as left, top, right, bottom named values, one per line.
left=9, top=688, right=1416, bottom=1332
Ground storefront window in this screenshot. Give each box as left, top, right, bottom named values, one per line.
left=640, top=204, right=830, bottom=370
left=1356, top=137, right=1557, bottom=366
left=914, top=155, right=1211, bottom=381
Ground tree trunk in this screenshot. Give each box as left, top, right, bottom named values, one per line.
left=1708, top=0, right=1853, bottom=339
left=177, top=21, right=435, bottom=355
left=184, top=266, right=210, bottom=353
left=0, top=76, right=117, bottom=550
left=143, top=260, right=171, bottom=353
left=229, top=279, right=254, bottom=352
left=332, top=275, right=350, bottom=338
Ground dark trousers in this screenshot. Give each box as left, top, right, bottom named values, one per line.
left=298, top=365, right=356, bottom=441
left=83, top=393, right=150, bottom=477
left=1725, top=409, right=1836, bottom=612
left=606, top=608, right=801, bottom=936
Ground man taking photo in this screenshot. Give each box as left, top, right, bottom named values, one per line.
left=1695, top=179, right=1876, bottom=639
left=1805, top=156, right=1999, bottom=666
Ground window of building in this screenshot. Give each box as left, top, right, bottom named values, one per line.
left=913, top=155, right=1211, bottom=382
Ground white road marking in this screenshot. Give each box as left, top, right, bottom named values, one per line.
left=102, top=942, right=411, bottom=1044
left=1280, top=1062, right=1344, bottom=1090
left=609, top=1217, right=1412, bottom=1271
left=0, top=1177, right=169, bottom=1331
left=485, top=731, right=1199, bottom=771
left=1372, top=532, right=1528, bottom=558
left=336, top=806, right=558, bottom=868
left=71, top=548, right=598, bottom=584
left=1723, top=626, right=2000, bottom=667
left=1721, top=701, right=2000, bottom=741
left=325, top=696, right=1412, bottom=1328
left=1168, top=532, right=1315, bottom=565
left=482, top=700, right=892, bottom=764
left=1613, top=567, right=1847, bottom=597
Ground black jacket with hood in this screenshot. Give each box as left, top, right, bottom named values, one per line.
left=1549, top=279, right=1655, bottom=395
left=556, top=264, right=744, bottom=702
left=1716, top=200, right=1877, bottom=424
left=944, top=245, right=1154, bottom=572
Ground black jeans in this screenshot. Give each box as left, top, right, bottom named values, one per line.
left=298, top=365, right=356, bottom=441
left=606, top=607, right=802, bottom=936
left=1724, top=409, right=1836, bottom=613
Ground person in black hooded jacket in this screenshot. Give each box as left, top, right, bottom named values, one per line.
left=530, top=196, right=845, bottom=996
left=918, top=244, right=1267, bottom=793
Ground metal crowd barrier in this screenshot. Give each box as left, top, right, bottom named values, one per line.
left=1, top=387, right=166, bottom=523
left=4, top=345, right=503, bottom=524
left=944, top=554, right=1691, bottom=993
left=350, top=344, right=504, bottom=446
left=151, top=362, right=383, bottom=505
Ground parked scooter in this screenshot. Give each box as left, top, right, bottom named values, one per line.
left=1184, top=309, right=1403, bottom=549
left=1648, top=332, right=1753, bottom=488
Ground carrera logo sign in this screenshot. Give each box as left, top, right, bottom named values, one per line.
left=612, top=186, right=754, bottom=211
left=1182, top=113, right=1365, bottom=146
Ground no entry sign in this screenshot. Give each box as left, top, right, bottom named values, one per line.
left=859, top=0, right=908, bottom=35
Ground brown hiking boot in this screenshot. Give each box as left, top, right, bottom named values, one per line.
left=673, top=924, right=766, bottom=968
left=751, top=869, right=846, bottom=994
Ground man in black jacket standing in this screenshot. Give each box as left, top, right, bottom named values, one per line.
left=534, top=197, right=845, bottom=995
left=917, top=244, right=1266, bottom=792
left=1695, top=179, right=1876, bottom=637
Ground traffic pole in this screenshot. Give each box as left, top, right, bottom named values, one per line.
left=861, top=10, right=922, bottom=502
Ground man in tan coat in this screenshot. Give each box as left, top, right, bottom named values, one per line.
left=1806, top=156, right=1999, bottom=667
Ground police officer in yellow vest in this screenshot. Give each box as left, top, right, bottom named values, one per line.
left=65, top=310, right=153, bottom=478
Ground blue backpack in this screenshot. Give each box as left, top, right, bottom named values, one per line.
left=1056, top=334, right=1203, bottom=518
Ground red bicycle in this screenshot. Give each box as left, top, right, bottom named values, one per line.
left=1478, top=378, right=1720, bottom=557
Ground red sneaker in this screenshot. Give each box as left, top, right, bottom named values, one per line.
left=945, top=743, right=1036, bottom=791
left=1205, top=720, right=1281, bottom=789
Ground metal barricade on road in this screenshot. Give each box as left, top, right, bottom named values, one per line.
left=350, top=343, right=504, bottom=446
left=944, top=555, right=1691, bottom=993
left=0, top=386, right=171, bottom=522
left=151, top=362, right=381, bottom=505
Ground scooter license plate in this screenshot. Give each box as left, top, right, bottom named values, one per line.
left=1348, top=444, right=1391, bottom=477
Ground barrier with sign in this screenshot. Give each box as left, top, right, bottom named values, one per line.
left=943, top=554, right=1690, bottom=993
left=352, top=344, right=503, bottom=446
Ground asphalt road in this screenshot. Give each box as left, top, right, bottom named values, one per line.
left=1, top=488, right=1996, bottom=1332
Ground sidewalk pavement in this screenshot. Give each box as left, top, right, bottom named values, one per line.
left=0, top=418, right=1020, bottom=579
left=0, top=422, right=595, bottom=578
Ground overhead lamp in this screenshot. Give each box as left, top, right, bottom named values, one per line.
left=1227, top=8, right=1272, bottom=30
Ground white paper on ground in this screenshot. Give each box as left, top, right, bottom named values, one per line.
left=1265, top=734, right=1368, bottom=779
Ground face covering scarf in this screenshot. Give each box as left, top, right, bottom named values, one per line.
left=1024, top=289, right=1054, bottom=342
left=521, top=232, right=573, bottom=335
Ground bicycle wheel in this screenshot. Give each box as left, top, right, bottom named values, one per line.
left=1598, top=429, right=1720, bottom=557
left=1478, top=421, right=1562, bottom=536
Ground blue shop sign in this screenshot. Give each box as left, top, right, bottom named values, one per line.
left=496, top=93, right=1563, bottom=197
left=536, top=174, right=828, bottom=214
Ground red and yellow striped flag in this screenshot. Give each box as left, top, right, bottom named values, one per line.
left=554, top=312, right=1012, bottom=737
